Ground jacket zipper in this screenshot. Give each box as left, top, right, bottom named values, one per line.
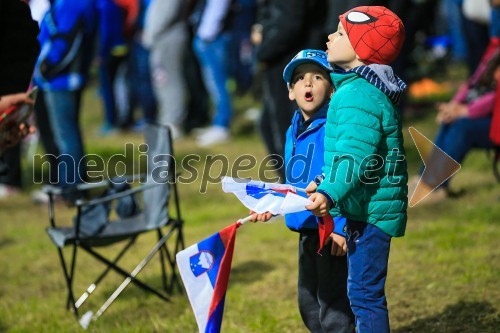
left=292, top=122, right=324, bottom=155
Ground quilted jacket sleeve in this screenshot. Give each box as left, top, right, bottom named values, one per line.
left=318, top=92, right=383, bottom=204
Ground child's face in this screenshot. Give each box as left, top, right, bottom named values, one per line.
left=326, top=22, right=361, bottom=69
left=288, top=63, right=333, bottom=119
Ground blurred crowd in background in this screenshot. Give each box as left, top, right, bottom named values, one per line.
left=0, top=0, right=499, bottom=204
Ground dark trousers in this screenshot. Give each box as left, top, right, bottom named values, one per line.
left=461, top=16, right=490, bottom=75
left=0, top=144, right=21, bottom=188
left=99, top=54, right=128, bottom=127
left=184, top=28, right=210, bottom=132
left=128, top=41, right=157, bottom=125
left=298, top=230, right=355, bottom=333
left=34, top=90, right=60, bottom=184
left=259, top=60, right=295, bottom=182
left=346, top=220, right=392, bottom=333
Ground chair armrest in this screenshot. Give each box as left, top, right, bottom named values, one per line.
left=75, top=182, right=163, bottom=207
left=42, top=185, right=62, bottom=195
left=128, top=174, right=148, bottom=183
left=110, top=174, right=147, bottom=183
left=42, top=181, right=110, bottom=195
left=74, top=181, right=110, bottom=191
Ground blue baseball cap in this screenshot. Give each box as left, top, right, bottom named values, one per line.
left=283, top=49, right=333, bottom=84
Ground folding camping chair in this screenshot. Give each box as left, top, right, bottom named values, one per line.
left=43, top=124, right=184, bottom=328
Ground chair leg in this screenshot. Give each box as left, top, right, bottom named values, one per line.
left=55, top=247, right=78, bottom=318
left=75, top=238, right=136, bottom=309
left=81, top=245, right=170, bottom=301
left=172, top=222, right=185, bottom=293
left=81, top=229, right=176, bottom=325
left=162, top=237, right=177, bottom=294
left=157, top=229, right=168, bottom=293
left=159, top=221, right=184, bottom=294
left=67, top=243, right=79, bottom=308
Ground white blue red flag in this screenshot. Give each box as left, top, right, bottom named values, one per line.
left=176, top=223, right=238, bottom=333
left=221, top=177, right=311, bottom=215
left=317, top=215, right=334, bottom=254
left=222, top=177, right=334, bottom=253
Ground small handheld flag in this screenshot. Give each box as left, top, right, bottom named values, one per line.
left=317, top=215, right=334, bottom=254
left=176, top=223, right=238, bottom=333
left=222, top=177, right=335, bottom=252
left=221, top=177, right=311, bottom=215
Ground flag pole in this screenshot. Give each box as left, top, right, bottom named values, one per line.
left=236, top=214, right=279, bottom=226
left=236, top=215, right=254, bottom=226
left=295, top=187, right=307, bottom=194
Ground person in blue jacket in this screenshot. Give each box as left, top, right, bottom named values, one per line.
left=251, top=49, right=354, bottom=333
left=34, top=0, right=97, bottom=202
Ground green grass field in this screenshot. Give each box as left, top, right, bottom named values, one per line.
left=0, top=86, right=499, bottom=332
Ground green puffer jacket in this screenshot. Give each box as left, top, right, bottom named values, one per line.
left=317, top=66, right=408, bottom=237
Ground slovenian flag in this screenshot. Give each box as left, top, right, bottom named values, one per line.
left=176, top=223, right=238, bottom=333
left=222, top=177, right=334, bottom=253
left=221, top=177, right=311, bottom=215
left=317, top=215, right=335, bottom=254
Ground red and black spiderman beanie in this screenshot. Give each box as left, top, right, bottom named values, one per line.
left=339, top=6, right=405, bottom=65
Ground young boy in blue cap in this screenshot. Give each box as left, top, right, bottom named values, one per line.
left=252, top=49, right=354, bottom=333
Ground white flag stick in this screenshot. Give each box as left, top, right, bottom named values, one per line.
left=237, top=214, right=279, bottom=226
left=295, top=187, right=307, bottom=194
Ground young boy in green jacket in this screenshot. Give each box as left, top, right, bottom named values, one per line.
left=306, top=6, right=408, bottom=333
left=252, top=49, right=355, bottom=332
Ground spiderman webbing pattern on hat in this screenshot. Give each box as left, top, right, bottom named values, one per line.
left=340, top=6, right=405, bottom=65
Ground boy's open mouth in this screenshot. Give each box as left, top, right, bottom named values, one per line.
left=305, top=92, right=313, bottom=102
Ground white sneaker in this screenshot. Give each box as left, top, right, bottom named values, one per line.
left=244, top=107, right=261, bottom=122
left=191, top=126, right=210, bottom=136
left=196, top=126, right=230, bottom=147
left=0, top=184, right=20, bottom=199
left=31, top=190, right=50, bottom=204
left=31, top=189, right=64, bottom=205
left=169, top=124, right=185, bottom=140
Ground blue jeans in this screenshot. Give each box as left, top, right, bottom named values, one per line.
left=443, top=0, right=467, bottom=61
left=430, top=117, right=493, bottom=188
left=346, top=220, right=391, bottom=333
left=128, top=41, right=157, bottom=124
left=193, top=34, right=233, bottom=128
left=44, top=89, right=86, bottom=193
left=98, top=54, right=128, bottom=126
left=461, top=14, right=489, bottom=74
left=227, top=1, right=257, bottom=95
left=492, top=7, right=500, bottom=38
